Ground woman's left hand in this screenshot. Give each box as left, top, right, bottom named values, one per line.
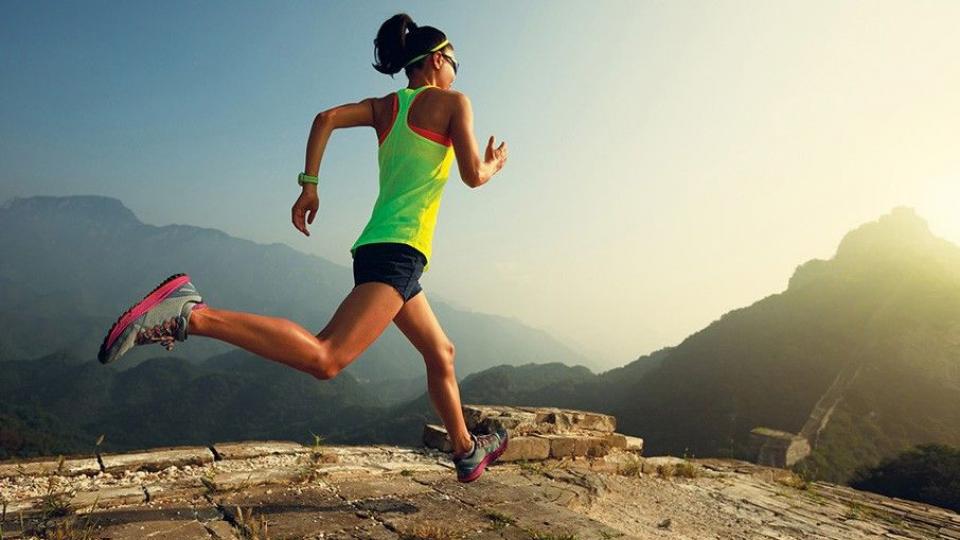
left=292, top=186, right=319, bottom=237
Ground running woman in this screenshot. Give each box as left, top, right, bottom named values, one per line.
left=97, top=13, right=509, bottom=483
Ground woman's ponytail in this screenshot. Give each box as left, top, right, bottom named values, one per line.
left=372, top=13, right=450, bottom=78
left=372, top=13, right=418, bottom=76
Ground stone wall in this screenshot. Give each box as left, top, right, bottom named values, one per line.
left=749, top=426, right=811, bottom=468
left=423, top=404, right=644, bottom=461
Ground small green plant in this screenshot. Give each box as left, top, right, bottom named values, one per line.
left=19, top=455, right=104, bottom=540
left=616, top=456, right=643, bottom=477
left=843, top=501, right=863, bottom=521
left=673, top=461, right=702, bottom=478
left=657, top=463, right=676, bottom=478
left=400, top=469, right=414, bottom=477
left=296, top=431, right=337, bottom=484
left=309, top=431, right=326, bottom=451
left=235, top=505, right=270, bottom=540
left=398, top=523, right=463, bottom=539
left=524, top=527, right=579, bottom=540
left=517, top=459, right=543, bottom=475
left=199, top=465, right=218, bottom=494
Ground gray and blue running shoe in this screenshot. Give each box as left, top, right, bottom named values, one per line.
left=98, top=273, right=206, bottom=364
left=453, top=426, right=509, bottom=483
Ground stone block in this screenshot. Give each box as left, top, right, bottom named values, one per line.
left=93, top=519, right=215, bottom=540
left=533, top=434, right=611, bottom=458
left=624, top=435, right=644, bottom=453
left=210, top=467, right=306, bottom=492
left=0, top=457, right=101, bottom=478
left=100, top=446, right=215, bottom=474
left=498, top=435, right=551, bottom=462
left=144, top=477, right=208, bottom=502
left=211, top=440, right=310, bottom=460
left=204, top=520, right=241, bottom=540
left=603, top=433, right=627, bottom=449
left=71, top=485, right=146, bottom=511
left=478, top=412, right=539, bottom=434
left=640, top=456, right=689, bottom=474
left=422, top=423, right=453, bottom=452
left=2, top=497, right=40, bottom=516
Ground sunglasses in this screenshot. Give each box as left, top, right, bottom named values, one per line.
left=440, top=52, right=459, bottom=75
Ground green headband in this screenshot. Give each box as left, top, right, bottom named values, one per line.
left=403, top=39, right=450, bottom=68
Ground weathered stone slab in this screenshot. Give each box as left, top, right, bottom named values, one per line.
left=336, top=476, right=434, bottom=500
left=144, top=476, right=208, bottom=502
left=92, top=519, right=214, bottom=540
left=373, top=461, right=449, bottom=474
left=498, top=435, right=550, bottom=462
left=485, top=500, right=625, bottom=538
left=0, top=456, right=101, bottom=478
left=211, top=440, right=311, bottom=460
left=546, top=410, right=616, bottom=433
left=422, top=423, right=453, bottom=452
left=1, top=496, right=40, bottom=516
left=624, top=434, right=644, bottom=453
left=514, top=406, right=617, bottom=432
left=478, top=412, right=540, bottom=433
left=640, top=456, right=690, bottom=474
left=71, top=485, right=146, bottom=511
left=533, top=434, right=612, bottom=458
left=586, top=449, right=643, bottom=474
left=210, top=467, right=306, bottom=492
left=217, top=485, right=388, bottom=539
left=603, top=433, right=627, bottom=449
left=461, top=404, right=516, bottom=428
left=99, top=446, right=215, bottom=473
left=204, top=520, right=241, bottom=540
left=370, top=489, right=493, bottom=539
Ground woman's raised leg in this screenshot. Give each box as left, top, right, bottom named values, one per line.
left=188, top=281, right=405, bottom=380
left=391, top=290, right=473, bottom=456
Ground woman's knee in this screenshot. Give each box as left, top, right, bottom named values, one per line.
left=310, top=340, right=342, bottom=380
left=424, top=341, right=456, bottom=375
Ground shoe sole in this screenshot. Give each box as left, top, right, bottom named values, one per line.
left=458, top=431, right=510, bottom=483
left=98, top=273, right=191, bottom=364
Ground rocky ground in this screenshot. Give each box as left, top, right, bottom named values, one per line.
left=2, top=405, right=958, bottom=539
left=2, top=443, right=959, bottom=539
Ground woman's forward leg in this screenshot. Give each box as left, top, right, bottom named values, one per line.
left=391, top=290, right=473, bottom=456
left=188, top=281, right=404, bottom=379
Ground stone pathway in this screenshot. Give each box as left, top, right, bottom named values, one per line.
left=2, top=406, right=959, bottom=539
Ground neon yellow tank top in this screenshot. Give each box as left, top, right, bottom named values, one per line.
left=350, top=85, right=455, bottom=273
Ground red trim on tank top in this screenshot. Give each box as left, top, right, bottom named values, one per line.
left=406, top=91, right=453, bottom=147
left=378, top=93, right=398, bottom=147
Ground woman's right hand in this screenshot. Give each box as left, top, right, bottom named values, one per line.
left=485, top=135, right=509, bottom=174
left=292, top=185, right=319, bottom=237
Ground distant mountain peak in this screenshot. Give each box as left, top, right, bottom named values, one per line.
left=787, top=206, right=954, bottom=291
left=834, top=206, right=933, bottom=260
left=1, top=194, right=141, bottom=225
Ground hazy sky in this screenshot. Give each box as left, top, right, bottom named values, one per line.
left=2, top=0, right=959, bottom=370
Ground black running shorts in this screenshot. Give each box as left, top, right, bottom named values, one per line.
left=352, top=242, right=427, bottom=302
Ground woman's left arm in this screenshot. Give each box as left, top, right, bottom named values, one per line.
left=293, top=98, right=378, bottom=237
left=303, top=98, right=378, bottom=176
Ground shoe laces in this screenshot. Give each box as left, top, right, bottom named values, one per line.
left=136, top=317, right=181, bottom=351
left=475, top=431, right=501, bottom=450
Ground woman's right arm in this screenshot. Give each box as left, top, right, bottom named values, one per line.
left=449, top=93, right=508, bottom=188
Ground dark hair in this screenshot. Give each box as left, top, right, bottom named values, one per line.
left=372, top=13, right=452, bottom=78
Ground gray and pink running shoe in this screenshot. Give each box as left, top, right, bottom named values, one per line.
left=453, top=426, right=510, bottom=483
left=98, top=273, right=206, bottom=364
